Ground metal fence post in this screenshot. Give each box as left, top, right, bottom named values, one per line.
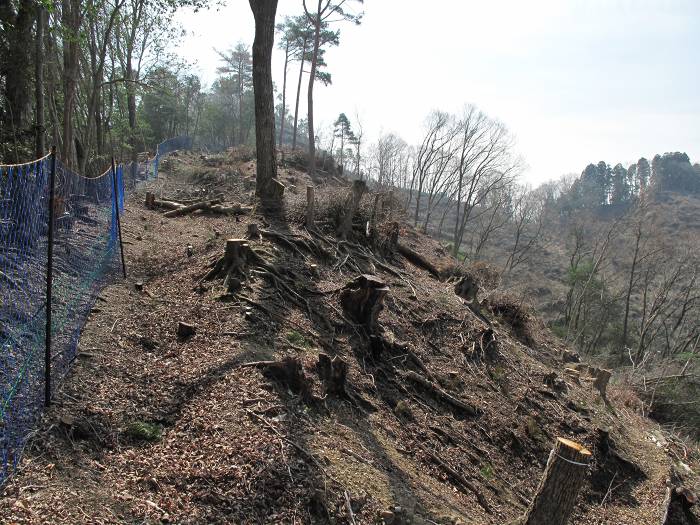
left=44, top=146, right=57, bottom=406
left=111, top=157, right=127, bottom=278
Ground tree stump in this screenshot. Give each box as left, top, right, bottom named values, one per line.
left=204, top=239, right=252, bottom=291
left=261, top=356, right=312, bottom=401
left=246, top=223, right=261, bottom=240
left=339, top=274, right=389, bottom=332
left=317, top=353, right=348, bottom=396
left=177, top=321, right=196, bottom=338
left=337, top=180, right=366, bottom=239
left=592, top=368, right=612, bottom=401
left=384, top=221, right=400, bottom=257
left=522, top=437, right=591, bottom=525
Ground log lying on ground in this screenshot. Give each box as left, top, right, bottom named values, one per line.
left=397, top=242, right=441, bottom=279
left=152, top=199, right=185, bottom=211
left=164, top=199, right=223, bottom=217
left=522, top=438, right=591, bottom=525
left=401, top=370, right=481, bottom=417
left=208, top=203, right=249, bottom=215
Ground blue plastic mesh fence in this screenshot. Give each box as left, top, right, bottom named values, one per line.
left=0, top=136, right=189, bottom=486
left=49, top=160, right=120, bottom=388
left=0, top=156, right=52, bottom=480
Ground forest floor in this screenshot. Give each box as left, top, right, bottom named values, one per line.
left=0, top=150, right=698, bottom=524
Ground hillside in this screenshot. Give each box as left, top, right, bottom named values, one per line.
left=0, top=151, right=698, bottom=524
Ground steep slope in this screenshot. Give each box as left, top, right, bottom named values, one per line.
left=0, top=151, right=697, bottom=524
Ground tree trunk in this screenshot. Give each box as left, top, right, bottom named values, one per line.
left=249, top=0, right=280, bottom=202
left=291, top=37, right=307, bottom=150
left=279, top=39, right=289, bottom=146
left=306, top=4, right=322, bottom=176
left=62, top=0, right=81, bottom=167
left=522, top=438, right=591, bottom=525
left=2, top=0, right=35, bottom=141
left=34, top=6, right=45, bottom=157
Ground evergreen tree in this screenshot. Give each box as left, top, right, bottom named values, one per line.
left=637, top=157, right=651, bottom=191
left=333, top=112, right=354, bottom=173
left=610, top=163, right=629, bottom=204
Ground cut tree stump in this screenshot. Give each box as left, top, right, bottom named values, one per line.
left=203, top=239, right=252, bottom=291
left=261, top=356, right=312, bottom=401
left=339, top=274, right=389, bottom=332
left=592, top=368, right=612, bottom=401
left=660, top=483, right=698, bottom=525
left=337, top=180, right=367, bottom=239
left=177, top=321, right=196, bottom=338
left=522, top=437, right=591, bottom=525
left=317, top=353, right=348, bottom=396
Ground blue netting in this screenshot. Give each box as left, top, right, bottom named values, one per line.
left=49, top=160, right=120, bottom=387
left=0, top=136, right=189, bottom=486
left=0, top=156, right=51, bottom=480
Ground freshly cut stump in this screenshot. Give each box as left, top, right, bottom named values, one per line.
left=522, top=437, right=591, bottom=525
left=204, top=239, right=252, bottom=292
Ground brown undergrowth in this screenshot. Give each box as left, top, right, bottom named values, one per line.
left=0, top=151, right=697, bottom=524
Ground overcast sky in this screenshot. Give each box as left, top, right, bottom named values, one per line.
left=175, top=0, right=700, bottom=185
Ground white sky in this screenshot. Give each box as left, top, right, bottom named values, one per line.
left=175, top=0, right=700, bottom=185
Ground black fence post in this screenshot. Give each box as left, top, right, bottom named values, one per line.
left=44, top=146, right=57, bottom=407
left=111, top=157, right=127, bottom=278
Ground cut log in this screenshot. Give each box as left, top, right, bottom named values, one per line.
left=401, top=370, right=481, bottom=418
left=306, top=185, right=315, bottom=228
left=152, top=199, right=185, bottom=211
left=339, top=274, right=389, bottom=332
left=337, top=180, right=367, bottom=239
left=397, top=243, right=441, bottom=279
left=522, top=437, right=591, bottom=525
left=163, top=199, right=223, bottom=218
left=209, top=203, right=249, bottom=215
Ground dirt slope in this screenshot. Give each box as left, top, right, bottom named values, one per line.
left=1, top=151, right=698, bottom=524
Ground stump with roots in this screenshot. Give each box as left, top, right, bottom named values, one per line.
left=339, top=274, right=389, bottom=333
left=337, top=180, right=367, bottom=239
left=522, top=437, right=591, bottom=525
left=204, top=239, right=252, bottom=293
left=317, top=353, right=348, bottom=396
left=262, top=356, right=313, bottom=401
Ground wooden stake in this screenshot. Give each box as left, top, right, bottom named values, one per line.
left=522, top=437, right=591, bottom=525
